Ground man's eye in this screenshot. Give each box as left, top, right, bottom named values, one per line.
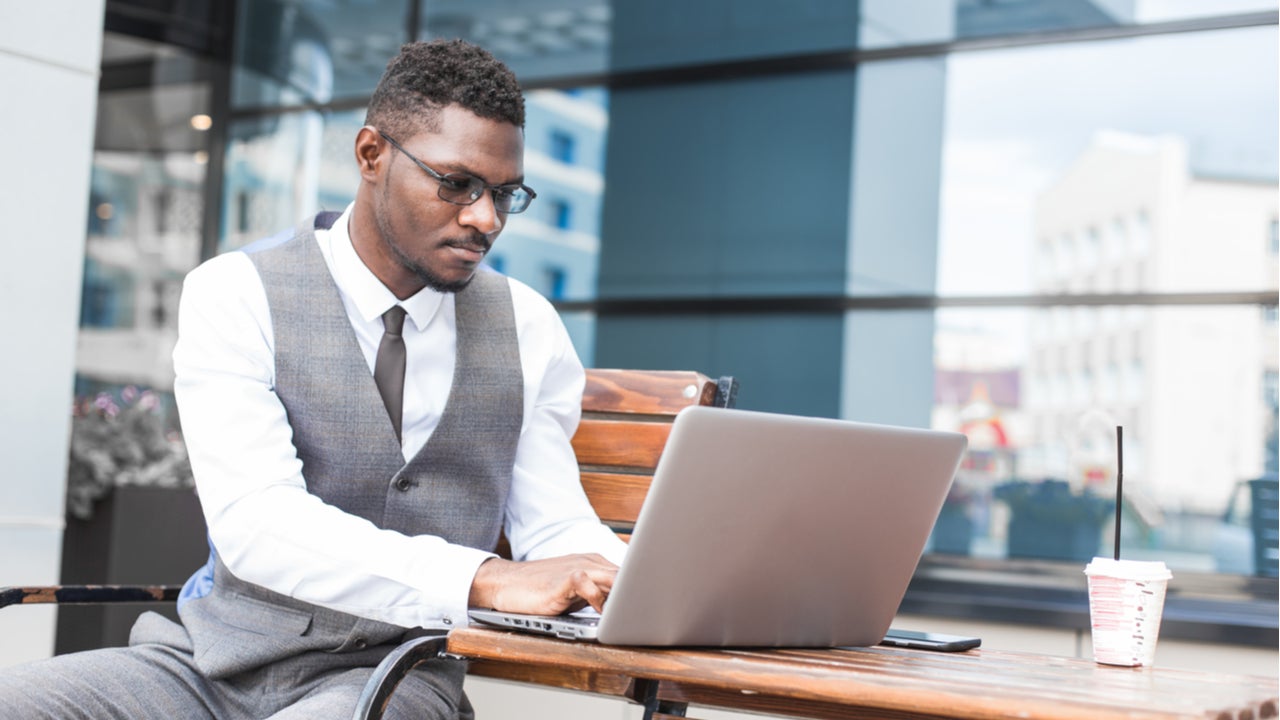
left=439, top=175, right=474, bottom=193
left=492, top=187, right=515, bottom=201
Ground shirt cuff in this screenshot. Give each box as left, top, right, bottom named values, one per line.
left=407, top=541, right=496, bottom=629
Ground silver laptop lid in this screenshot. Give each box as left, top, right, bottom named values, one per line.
left=596, top=405, right=966, bottom=647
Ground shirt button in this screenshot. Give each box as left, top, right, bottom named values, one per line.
left=395, top=477, right=412, bottom=492
left=442, top=617, right=453, bottom=626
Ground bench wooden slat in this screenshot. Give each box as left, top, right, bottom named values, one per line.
left=580, top=472, right=653, bottom=526
left=582, top=370, right=717, bottom=415
left=571, top=419, right=672, bottom=469
left=466, top=661, right=633, bottom=696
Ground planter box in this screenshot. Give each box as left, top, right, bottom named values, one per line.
left=931, top=508, right=974, bottom=555
left=996, top=480, right=1114, bottom=563
left=1006, top=515, right=1105, bottom=562
left=56, top=485, right=208, bottom=654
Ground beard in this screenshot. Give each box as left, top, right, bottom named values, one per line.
left=375, top=183, right=484, bottom=294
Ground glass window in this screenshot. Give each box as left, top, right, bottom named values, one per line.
left=549, top=129, right=575, bottom=164
left=930, top=24, right=1278, bottom=575
left=418, top=1, right=612, bottom=82
left=861, top=0, right=1278, bottom=49
left=499, top=88, right=606, bottom=315
left=72, top=31, right=212, bottom=494
left=232, top=0, right=410, bottom=108
left=76, top=32, right=210, bottom=420
left=611, top=0, right=857, bottom=72
left=220, top=109, right=365, bottom=251
left=1107, top=216, right=1127, bottom=261
left=219, top=84, right=609, bottom=354
left=939, top=27, right=1277, bottom=298
left=933, top=305, right=1274, bottom=572
left=543, top=266, right=568, bottom=301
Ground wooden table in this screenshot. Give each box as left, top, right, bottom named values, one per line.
left=444, top=627, right=1278, bottom=720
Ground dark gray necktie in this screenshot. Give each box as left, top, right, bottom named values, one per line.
left=374, top=305, right=407, bottom=442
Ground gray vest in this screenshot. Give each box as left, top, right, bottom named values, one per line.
left=178, top=213, right=524, bottom=679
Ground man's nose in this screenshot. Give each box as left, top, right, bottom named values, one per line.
left=459, top=192, right=503, bottom=236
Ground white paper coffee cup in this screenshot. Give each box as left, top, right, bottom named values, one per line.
left=1084, top=557, right=1172, bottom=667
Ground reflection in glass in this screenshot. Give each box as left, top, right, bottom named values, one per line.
left=418, top=0, right=612, bottom=82
left=80, top=34, right=208, bottom=395
left=494, top=88, right=609, bottom=301
left=221, top=109, right=364, bottom=251
left=861, top=0, right=1278, bottom=49
left=219, top=87, right=609, bottom=361
left=493, top=88, right=608, bottom=358
left=233, top=0, right=410, bottom=108
left=932, top=304, right=1278, bottom=575
left=940, top=27, right=1277, bottom=297
left=76, top=33, right=211, bottom=462
left=928, top=22, right=1276, bottom=573
left=611, top=0, right=858, bottom=73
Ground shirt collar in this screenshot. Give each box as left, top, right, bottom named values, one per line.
left=324, top=203, right=445, bottom=333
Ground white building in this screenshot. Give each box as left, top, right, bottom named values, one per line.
left=1025, top=131, right=1278, bottom=513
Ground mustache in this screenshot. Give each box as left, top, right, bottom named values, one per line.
left=444, top=235, right=491, bottom=254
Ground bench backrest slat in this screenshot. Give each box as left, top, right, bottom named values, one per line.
left=492, top=369, right=734, bottom=559
left=575, top=369, right=735, bottom=537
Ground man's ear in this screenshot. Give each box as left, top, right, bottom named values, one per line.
left=355, top=126, right=384, bottom=183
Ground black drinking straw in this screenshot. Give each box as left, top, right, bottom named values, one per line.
left=1114, top=426, right=1124, bottom=561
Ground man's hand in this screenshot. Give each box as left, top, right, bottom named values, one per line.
left=468, top=554, right=618, bottom=615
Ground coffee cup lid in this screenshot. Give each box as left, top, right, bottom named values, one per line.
left=1084, top=557, right=1172, bottom=581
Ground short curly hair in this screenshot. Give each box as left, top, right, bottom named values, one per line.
left=365, top=39, right=524, bottom=139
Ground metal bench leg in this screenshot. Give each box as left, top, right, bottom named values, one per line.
left=631, top=678, right=689, bottom=719
left=352, top=635, right=450, bottom=720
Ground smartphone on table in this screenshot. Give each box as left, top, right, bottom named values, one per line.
left=878, top=629, right=982, bottom=652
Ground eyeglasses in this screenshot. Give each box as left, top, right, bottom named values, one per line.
left=379, top=131, right=537, bottom=214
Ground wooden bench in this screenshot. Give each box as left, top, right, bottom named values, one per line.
left=0, top=368, right=739, bottom=719
left=560, top=368, right=737, bottom=543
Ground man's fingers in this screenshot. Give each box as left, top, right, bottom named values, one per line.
left=474, top=554, right=620, bottom=615
left=569, top=569, right=610, bottom=613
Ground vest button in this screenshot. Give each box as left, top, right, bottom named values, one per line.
left=353, top=637, right=368, bottom=650
left=395, top=477, right=412, bottom=492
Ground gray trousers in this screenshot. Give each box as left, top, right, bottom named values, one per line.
left=0, top=612, right=473, bottom=719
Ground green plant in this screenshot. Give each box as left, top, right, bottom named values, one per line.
left=994, top=478, right=1114, bottom=525
left=66, top=387, right=193, bottom=520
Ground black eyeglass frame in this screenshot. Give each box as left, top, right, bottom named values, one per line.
left=378, top=131, right=537, bottom=214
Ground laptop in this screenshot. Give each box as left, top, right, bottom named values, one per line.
left=470, top=405, right=967, bottom=647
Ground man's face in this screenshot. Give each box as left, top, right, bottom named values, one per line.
left=371, top=104, right=524, bottom=294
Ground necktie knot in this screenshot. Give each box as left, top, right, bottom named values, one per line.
left=382, top=305, right=406, bottom=337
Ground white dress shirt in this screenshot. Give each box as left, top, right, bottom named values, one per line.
left=172, top=204, right=627, bottom=630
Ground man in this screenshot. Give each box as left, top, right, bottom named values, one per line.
left=0, top=39, right=626, bottom=718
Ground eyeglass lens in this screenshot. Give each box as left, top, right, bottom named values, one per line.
left=436, top=175, right=533, bottom=214
left=380, top=131, right=535, bottom=214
